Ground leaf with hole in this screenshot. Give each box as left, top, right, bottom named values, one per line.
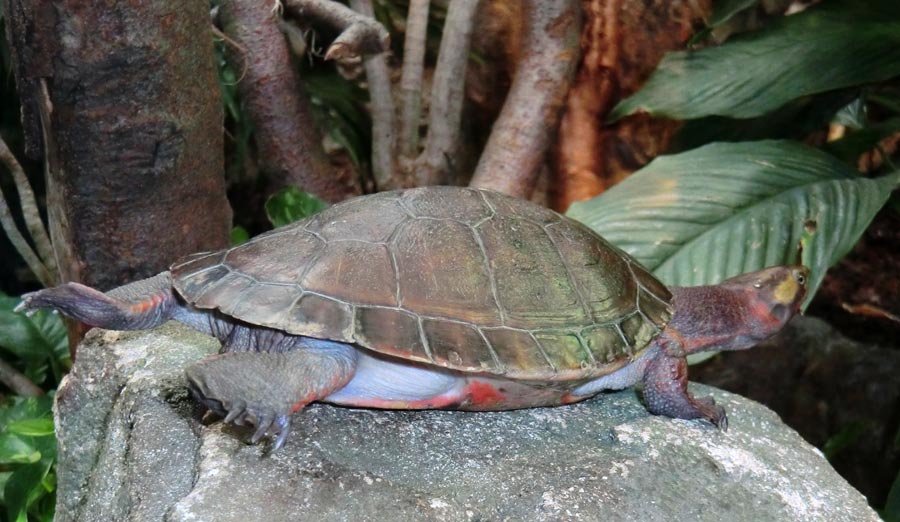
left=566, top=141, right=900, bottom=310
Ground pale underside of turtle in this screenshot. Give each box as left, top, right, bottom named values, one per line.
left=17, top=186, right=808, bottom=449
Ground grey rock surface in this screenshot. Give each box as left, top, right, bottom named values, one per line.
left=55, top=322, right=880, bottom=522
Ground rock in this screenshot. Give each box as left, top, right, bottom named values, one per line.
left=694, top=315, right=900, bottom=507
left=55, top=322, right=880, bottom=522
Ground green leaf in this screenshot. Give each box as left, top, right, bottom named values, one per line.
left=610, top=1, right=900, bottom=121
left=230, top=226, right=250, bottom=246
left=566, top=141, right=900, bottom=309
left=6, top=418, right=54, bottom=438
left=265, top=187, right=329, bottom=228
left=0, top=396, right=52, bottom=428
left=674, top=90, right=856, bottom=151
left=0, top=434, right=41, bottom=464
left=4, top=459, right=52, bottom=522
left=831, top=98, right=867, bottom=130
left=0, top=296, right=70, bottom=385
left=708, top=0, right=758, bottom=27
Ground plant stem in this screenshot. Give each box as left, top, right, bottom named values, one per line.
left=349, top=0, right=398, bottom=190
left=0, top=139, right=55, bottom=280
left=0, top=358, right=44, bottom=397
left=0, top=138, right=54, bottom=287
left=398, top=0, right=430, bottom=159
left=417, top=0, right=480, bottom=186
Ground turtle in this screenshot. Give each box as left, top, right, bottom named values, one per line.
left=16, top=186, right=808, bottom=449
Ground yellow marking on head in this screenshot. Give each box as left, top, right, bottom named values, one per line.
left=773, top=277, right=800, bottom=305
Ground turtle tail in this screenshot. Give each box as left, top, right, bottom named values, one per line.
left=16, top=271, right=178, bottom=331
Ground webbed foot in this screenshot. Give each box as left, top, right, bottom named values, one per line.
left=185, top=344, right=356, bottom=450
left=192, top=386, right=294, bottom=449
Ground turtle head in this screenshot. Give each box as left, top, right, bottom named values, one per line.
left=721, top=265, right=809, bottom=325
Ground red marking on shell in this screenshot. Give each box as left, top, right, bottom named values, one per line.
left=465, top=381, right=506, bottom=407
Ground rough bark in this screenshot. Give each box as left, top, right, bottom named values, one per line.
left=469, top=0, right=582, bottom=198
left=3, top=0, right=232, bottom=292
left=220, top=0, right=360, bottom=203
left=551, top=0, right=711, bottom=211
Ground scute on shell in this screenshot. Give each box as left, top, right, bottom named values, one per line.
left=172, top=186, right=674, bottom=381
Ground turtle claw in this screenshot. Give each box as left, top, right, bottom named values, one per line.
left=272, top=415, right=292, bottom=450
left=251, top=410, right=276, bottom=444
left=242, top=408, right=292, bottom=448
left=224, top=401, right=247, bottom=424
left=695, top=396, right=728, bottom=431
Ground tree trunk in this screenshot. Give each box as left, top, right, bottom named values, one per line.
left=3, top=0, right=232, bottom=292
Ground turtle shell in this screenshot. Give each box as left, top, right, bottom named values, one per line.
left=171, top=187, right=673, bottom=381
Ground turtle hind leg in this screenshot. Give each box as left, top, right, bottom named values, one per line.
left=15, top=271, right=177, bottom=330
left=186, top=338, right=358, bottom=449
left=641, top=350, right=727, bottom=430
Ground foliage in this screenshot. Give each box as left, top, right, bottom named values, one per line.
left=302, top=69, right=372, bottom=170
left=0, top=296, right=69, bottom=389
left=571, top=0, right=900, bottom=303
left=573, top=0, right=900, bottom=504
left=214, top=35, right=255, bottom=185
left=265, top=187, right=329, bottom=228
left=0, top=294, right=66, bottom=522
left=0, top=396, right=55, bottom=522
left=609, top=0, right=900, bottom=121
left=567, top=141, right=899, bottom=309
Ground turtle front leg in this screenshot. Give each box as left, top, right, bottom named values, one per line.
left=15, top=272, right=177, bottom=330
left=641, top=332, right=727, bottom=430
left=186, top=339, right=358, bottom=449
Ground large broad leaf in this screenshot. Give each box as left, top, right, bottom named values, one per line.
left=566, top=141, right=900, bottom=308
left=609, top=1, right=900, bottom=121
left=708, top=0, right=758, bottom=27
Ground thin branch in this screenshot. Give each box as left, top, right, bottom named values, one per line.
left=0, top=138, right=54, bottom=287
left=284, top=0, right=390, bottom=62
left=36, top=79, right=63, bottom=286
left=220, top=0, right=359, bottom=202
left=398, top=0, right=429, bottom=158
left=417, top=0, right=480, bottom=186
left=0, top=358, right=44, bottom=397
left=0, top=136, right=55, bottom=276
left=470, top=0, right=582, bottom=198
left=349, top=0, right=398, bottom=190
